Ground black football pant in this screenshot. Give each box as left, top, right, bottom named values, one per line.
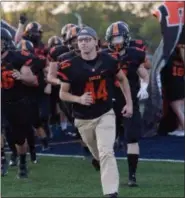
left=113, top=87, right=142, bottom=143
left=29, top=94, right=50, bottom=137
left=2, top=98, right=32, bottom=146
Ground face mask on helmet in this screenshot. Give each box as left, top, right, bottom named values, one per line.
left=48, top=36, right=62, bottom=50
left=28, top=31, right=42, bottom=45
left=61, top=24, right=76, bottom=44
left=66, top=26, right=81, bottom=51
left=110, top=36, right=125, bottom=52
left=24, top=22, right=43, bottom=45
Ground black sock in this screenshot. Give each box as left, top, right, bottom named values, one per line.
left=27, top=128, right=36, bottom=154
left=1, top=147, right=6, bottom=163
left=6, top=129, right=17, bottom=157
left=41, top=137, right=48, bottom=148
left=29, top=145, right=36, bottom=155
left=20, top=154, right=26, bottom=165
left=127, top=154, right=139, bottom=179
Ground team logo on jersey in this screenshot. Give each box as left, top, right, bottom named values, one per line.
left=60, top=60, right=71, bottom=69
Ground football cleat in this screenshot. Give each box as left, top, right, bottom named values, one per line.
left=17, top=164, right=28, bottom=179
left=128, top=176, right=138, bottom=187
left=9, top=154, right=18, bottom=167
left=91, top=158, right=100, bottom=171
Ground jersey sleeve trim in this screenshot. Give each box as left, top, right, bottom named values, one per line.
left=57, top=71, right=70, bottom=83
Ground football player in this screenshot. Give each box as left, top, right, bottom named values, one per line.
left=105, top=21, right=149, bottom=187
left=1, top=28, right=37, bottom=178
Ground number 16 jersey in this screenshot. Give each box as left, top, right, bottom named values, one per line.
left=57, top=52, right=121, bottom=119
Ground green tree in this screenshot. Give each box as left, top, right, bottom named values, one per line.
left=2, top=2, right=161, bottom=51
left=139, top=16, right=161, bottom=51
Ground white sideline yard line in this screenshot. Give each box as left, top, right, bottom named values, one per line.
left=35, top=140, right=80, bottom=146
left=5, top=140, right=184, bottom=163
left=36, top=153, right=184, bottom=163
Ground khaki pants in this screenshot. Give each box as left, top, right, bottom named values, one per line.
left=75, top=109, right=119, bottom=195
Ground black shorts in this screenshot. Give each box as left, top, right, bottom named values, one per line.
left=2, top=98, right=32, bottom=145
left=163, top=77, right=184, bottom=101
left=1, top=112, right=9, bottom=131
left=113, top=86, right=141, bottom=141
left=29, top=99, right=42, bottom=129
left=123, top=104, right=142, bottom=143
left=161, top=55, right=185, bottom=101
left=38, top=93, right=50, bottom=119
left=113, top=86, right=125, bottom=118
left=113, top=86, right=139, bottom=117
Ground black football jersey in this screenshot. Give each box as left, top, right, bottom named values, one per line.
left=48, top=45, right=69, bottom=62
left=103, top=47, right=145, bottom=100
left=58, top=52, right=120, bottom=119
left=1, top=50, right=33, bottom=102
left=26, top=51, right=47, bottom=96
left=161, top=47, right=184, bottom=84
left=57, top=50, right=78, bottom=62
left=34, top=41, right=48, bottom=57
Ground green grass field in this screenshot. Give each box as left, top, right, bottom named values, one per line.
left=1, top=156, right=184, bottom=197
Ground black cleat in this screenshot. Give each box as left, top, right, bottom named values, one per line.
left=105, top=192, right=118, bottom=198
left=128, top=176, right=138, bottom=187
left=17, top=164, right=28, bottom=179
left=82, top=146, right=91, bottom=160
left=30, top=152, right=38, bottom=164
left=1, top=159, right=8, bottom=177
left=92, top=158, right=100, bottom=171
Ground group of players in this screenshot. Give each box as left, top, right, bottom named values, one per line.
left=1, top=11, right=184, bottom=198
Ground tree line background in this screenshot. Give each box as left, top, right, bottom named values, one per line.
left=1, top=2, right=162, bottom=53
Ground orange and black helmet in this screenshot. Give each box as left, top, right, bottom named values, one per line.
left=61, top=23, right=76, bottom=43
left=105, top=21, right=130, bottom=49
left=66, top=25, right=81, bottom=43
left=25, top=21, right=43, bottom=34
left=1, top=28, right=16, bottom=53
left=23, top=21, right=43, bottom=44
left=48, top=36, right=63, bottom=49
left=17, top=39, right=34, bottom=53
left=65, top=25, right=81, bottom=50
